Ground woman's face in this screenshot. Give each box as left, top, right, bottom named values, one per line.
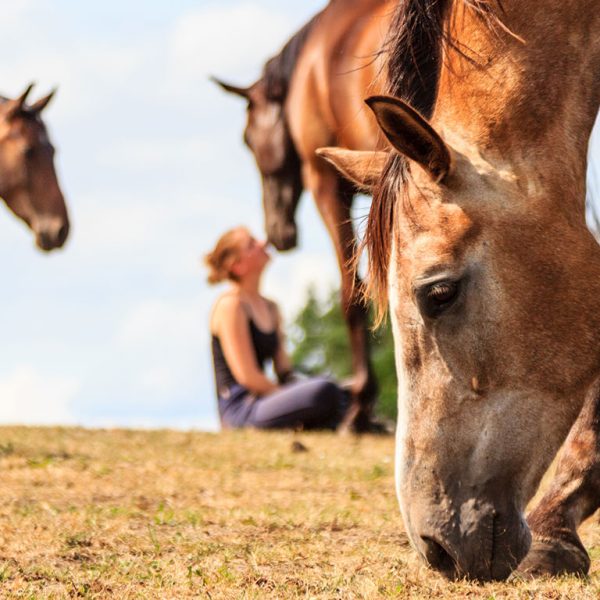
left=231, top=229, right=270, bottom=278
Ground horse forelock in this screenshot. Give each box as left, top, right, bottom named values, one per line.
left=365, top=0, right=508, bottom=322
left=363, top=155, right=406, bottom=325
left=364, top=0, right=453, bottom=322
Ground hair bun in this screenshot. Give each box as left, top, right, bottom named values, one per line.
left=204, top=253, right=226, bottom=285
left=203, top=226, right=248, bottom=285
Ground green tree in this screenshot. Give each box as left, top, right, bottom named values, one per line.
left=288, top=287, right=397, bottom=421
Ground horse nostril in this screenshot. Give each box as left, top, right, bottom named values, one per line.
left=37, top=231, right=51, bottom=250
left=420, top=536, right=456, bottom=576
left=282, top=225, right=297, bottom=249
left=57, top=222, right=69, bottom=245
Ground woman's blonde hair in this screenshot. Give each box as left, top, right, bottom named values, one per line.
left=204, top=226, right=248, bottom=285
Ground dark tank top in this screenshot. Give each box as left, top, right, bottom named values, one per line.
left=211, top=304, right=279, bottom=397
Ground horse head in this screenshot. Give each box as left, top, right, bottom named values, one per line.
left=319, top=93, right=600, bottom=580
left=0, top=83, right=69, bottom=251
left=212, top=76, right=303, bottom=251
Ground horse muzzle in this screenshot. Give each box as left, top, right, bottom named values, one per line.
left=267, top=222, right=297, bottom=251
left=34, top=215, right=70, bottom=251
left=261, top=172, right=302, bottom=252
left=407, top=496, right=531, bottom=581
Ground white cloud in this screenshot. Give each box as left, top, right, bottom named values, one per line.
left=85, top=415, right=219, bottom=432
left=68, top=198, right=167, bottom=258
left=116, top=297, right=205, bottom=347
left=0, top=33, right=145, bottom=123
left=0, top=0, right=43, bottom=34
left=67, top=187, right=243, bottom=278
left=264, top=252, right=340, bottom=321
left=112, top=297, right=212, bottom=406
left=169, top=2, right=292, bottom=81
left=96, top=137, right=212, bottom=170
left=135, top=366, right=179, bottom=393
left=0, top=366, right=79, bottom=425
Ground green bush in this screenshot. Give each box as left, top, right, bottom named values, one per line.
left=288, top=287, right=397, bottom=421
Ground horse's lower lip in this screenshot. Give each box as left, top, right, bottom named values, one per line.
left=36, top=235, right=64, bottom=252
left=33, top=217, right=69, bottom=251
left=410, top=501, right=530, bottom=581
left=278, top=242, right=296, bottom=252
left=269, top=235, right=297, bottom=251
left=420, top=536, right=458, bottom=578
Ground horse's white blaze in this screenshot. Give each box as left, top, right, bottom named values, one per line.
left=388, top=237, right=414, bottom=542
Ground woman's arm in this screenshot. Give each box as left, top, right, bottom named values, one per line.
left=215, top=296, right=278, bottom=396
left=271, top=303, right=294, bottom=383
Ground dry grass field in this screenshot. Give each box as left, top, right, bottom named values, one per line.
left=0, top=427, right=598, bottom=599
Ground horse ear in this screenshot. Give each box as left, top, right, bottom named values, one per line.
left=317, top=148, right=388, bottom=191
left=16, top=83, right=35, bottom=107
left=4, top=82, right=35, bottom=119
left=30, top=88, right=57, bottom=113
left=210, top=76, right=251, bottom=99
left=365, top=95, right=452, bottom=183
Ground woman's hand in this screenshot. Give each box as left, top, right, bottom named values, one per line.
left=277, top=370, right=298, bottom=385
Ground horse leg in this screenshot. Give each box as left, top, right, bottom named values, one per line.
left=516, top=384, right=600, bottom=577
left=304, top=161, right=378, bottom=431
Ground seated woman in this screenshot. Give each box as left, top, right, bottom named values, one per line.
left=205, top=226, right=346, bottom=430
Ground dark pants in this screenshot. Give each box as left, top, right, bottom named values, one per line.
left=218, top=377, right=346, bottom=430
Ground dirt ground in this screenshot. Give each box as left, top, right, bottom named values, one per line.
left=0, top=427, right=598, bottom=599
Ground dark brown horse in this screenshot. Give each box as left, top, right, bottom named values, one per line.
left=0, top=83, right=69, bottom=251
left=213, top=0, right=395, bottom=430
left=321, top=0, right=600, bottom=582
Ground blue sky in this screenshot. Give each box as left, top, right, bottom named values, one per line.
left=0, top=0, right=336, bottom=431
left=0, top=0, right=598, bottom=431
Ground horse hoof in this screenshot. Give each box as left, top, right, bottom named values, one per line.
left=337, top=411, right=390, bottom=435
left=514, top=537, right=590, bottom=578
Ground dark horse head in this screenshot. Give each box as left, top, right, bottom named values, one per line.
left=0, top=83, right=69, bottom=251
left=212, top=17, right=321, bottom=251
left=212, top=75, right=302, bottom=251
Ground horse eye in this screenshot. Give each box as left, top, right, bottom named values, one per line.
left=23, top=147, right=35, bottom=159
left=418, top=280, right=461, bottom=319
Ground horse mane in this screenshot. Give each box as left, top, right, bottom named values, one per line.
left=261, top=12, right=322, bottom=101
left=364, top=0, right=505, bottom=322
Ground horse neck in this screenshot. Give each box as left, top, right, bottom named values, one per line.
left=434, top=0, right=600, bottom=215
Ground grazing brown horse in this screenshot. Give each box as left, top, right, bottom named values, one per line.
left=213, top=0, right=396, bottom=430
left=0, top=83, right=69, bottom=251
left=321, top=0, right=600, bottom=582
